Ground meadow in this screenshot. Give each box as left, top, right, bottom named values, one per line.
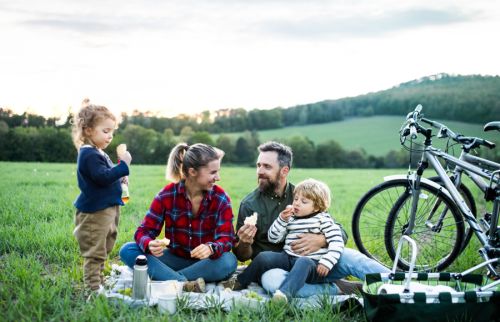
left=0, top=161, right=488, bottom=321
left=216, top=116, right=499, bottom=156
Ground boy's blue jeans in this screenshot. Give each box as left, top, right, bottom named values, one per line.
left=119, top=242, right=237, bottom=282
left=237, top=251, right=327, bottom=297
left=260, top=248, right=390, bottom=297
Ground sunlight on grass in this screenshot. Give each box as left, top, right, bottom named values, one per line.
left=0, top=161, right=492, bottom=321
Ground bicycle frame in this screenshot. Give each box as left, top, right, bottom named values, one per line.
left=444, top=151, right=500, bottom=242
left=406, top=145, right=500, bottom=276
left=351, top=107, right=499, bottom=272
left=447, top=151, right=500, bottom=194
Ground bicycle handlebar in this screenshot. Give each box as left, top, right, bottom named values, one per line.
left=401, top=105, right=496, bottom=150
left=409, top=126, right=418, bottom=140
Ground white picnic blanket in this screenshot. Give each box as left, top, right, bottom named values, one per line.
left=103, top=264, right=362, bottom=311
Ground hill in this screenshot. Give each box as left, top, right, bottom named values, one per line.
left=216, top=115, right=499, bottom=156
left=285, top=74, right=499, bottom=123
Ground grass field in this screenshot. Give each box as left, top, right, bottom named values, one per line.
left=216, top=116, right=499, bottom=156
left=0, top=162, right=490, bottom=321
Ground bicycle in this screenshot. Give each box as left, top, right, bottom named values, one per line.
left=352, top=105, right=500, bottom=273
left=352, top=176, right=476, bottom=269
left=351, top=110, right=491, bottom=268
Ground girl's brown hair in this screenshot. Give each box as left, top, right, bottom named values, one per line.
left=71, top=98, right=117, bottom=149
left=293, top=178, right=332, bottom=212
left=166, top=143, right=221, bottom=182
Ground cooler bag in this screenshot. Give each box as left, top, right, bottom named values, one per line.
left=362, top=236, right=500, bottom=322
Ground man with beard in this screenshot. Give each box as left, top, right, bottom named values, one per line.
left=232, top=141, right=389, bottom=296
left=234, top=141, right=295, bottom=260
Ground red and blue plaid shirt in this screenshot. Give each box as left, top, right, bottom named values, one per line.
left=134, top=180, right=235, bottom=259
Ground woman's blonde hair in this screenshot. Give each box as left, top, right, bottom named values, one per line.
left=71, top=98, right=117, bottom=149
left=293, top=178, right=332, bottom=212
left=166, top=143, right=221, bottom=182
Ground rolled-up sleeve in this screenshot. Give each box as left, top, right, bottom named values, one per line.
left=208, top=193, right=235, bottom=259
left=134, top=194, right=165, bottom=253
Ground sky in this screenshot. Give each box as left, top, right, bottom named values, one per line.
left=1, top=0, right=500, bottom=120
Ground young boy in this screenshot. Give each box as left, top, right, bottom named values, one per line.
left=234, top=178, right=344, bottom=302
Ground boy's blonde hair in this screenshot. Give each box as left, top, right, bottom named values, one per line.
left=293, top=178, right=332, bottom=212
left=71, top=98, right=117, bottom=149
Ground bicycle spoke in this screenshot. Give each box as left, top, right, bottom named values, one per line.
left=385, top=182, right=464, bottom=271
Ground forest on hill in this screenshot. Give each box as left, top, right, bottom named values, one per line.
left=1, top=74, right=499, bottom=167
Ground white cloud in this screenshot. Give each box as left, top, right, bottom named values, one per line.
left=0, top=0, right=499, bottom=117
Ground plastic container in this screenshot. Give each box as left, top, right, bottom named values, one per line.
left=157, top=295, right=177, bottom=314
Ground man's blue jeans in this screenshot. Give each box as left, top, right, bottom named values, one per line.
left=119, top=242, right=237, bottom=282
left=261, top=248, right=390, bottom=297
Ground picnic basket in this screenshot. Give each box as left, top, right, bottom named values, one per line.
left=361, top=236, right=500, bottom=322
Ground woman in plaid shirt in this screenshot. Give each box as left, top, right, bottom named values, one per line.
left=120, top=143, right=237, bottom=292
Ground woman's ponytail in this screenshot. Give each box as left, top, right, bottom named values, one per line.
left=166, top=143, right=189, bottom=182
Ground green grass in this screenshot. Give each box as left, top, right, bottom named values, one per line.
left=216, top=116, right=499, bottom=156
left=0, top=162, right=492, bottom=321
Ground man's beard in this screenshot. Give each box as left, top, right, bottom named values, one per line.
left=258, top=173, right=280, bottom=195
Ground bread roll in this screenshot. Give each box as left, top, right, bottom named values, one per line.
left=159, top=238, right=170, bottom=248
left=244, top=212, right=258, bottom=226
left=116, top=144, right=127, bottom=158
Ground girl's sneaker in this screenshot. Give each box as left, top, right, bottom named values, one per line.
left=86, top=285, right=105, bottom=302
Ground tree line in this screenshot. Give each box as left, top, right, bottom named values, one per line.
left=2, top=74, right=499, bottom=136
left=2, top=121, right=498, bottom=168
left=0, top=119, right=417, bottom=168
left=1, top=73, right=498, bottom=167
left=111, top=74, right=500, bottom=134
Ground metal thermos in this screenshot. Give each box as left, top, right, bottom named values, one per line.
left=132, top=255, right=148, bottom=300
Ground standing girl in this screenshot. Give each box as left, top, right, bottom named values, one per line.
left=72, top=98, right=132, bottom=293
left=119, top=143, right=237, bottom=292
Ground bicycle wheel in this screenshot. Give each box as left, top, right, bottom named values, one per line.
left=385, top=181, right=464, bottom=271
left=428, top=175, right=477, bottom=252
left=352, top=179, right=412, bottom=268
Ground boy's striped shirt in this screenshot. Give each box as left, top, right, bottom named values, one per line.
left=268, top=212, right=344, bottom=270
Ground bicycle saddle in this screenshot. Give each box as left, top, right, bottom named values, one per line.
left=484, top=121, right=500, bottom=132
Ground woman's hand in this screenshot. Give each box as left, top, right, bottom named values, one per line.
left=290, top=233, right=326, bottom=255
left=191, top=244, right=212, bottom=259
left=316, top=263, right=330, bottom=277
left=148, top=239, right=165, bottom=257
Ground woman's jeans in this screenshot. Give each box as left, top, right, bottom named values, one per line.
left=119, top=242, right=237, bottom=282
left=261, top=248, right=390, bottom=297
